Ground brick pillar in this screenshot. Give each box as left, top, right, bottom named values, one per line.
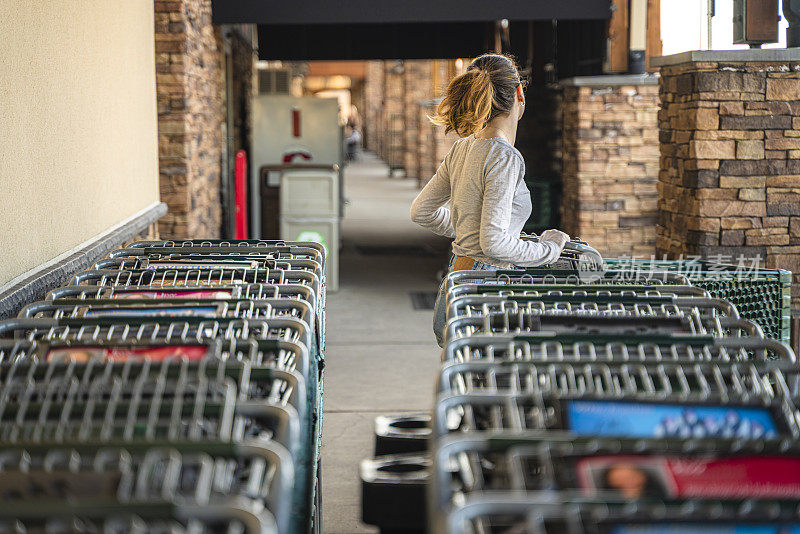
left=655, top=50, right=800, bottom=306
left=417, top=101, right=437, bottom=188
left=415, top=98, right=458, bottom=188
left=560, top=76, right=660, bottom=257
left=384, top=61, right=405, bottom=172
left=155, top=0, right=224, bottom=239
left=403, top=60, right=433, bottom=181
left=364, top=61, right=384, bottom=153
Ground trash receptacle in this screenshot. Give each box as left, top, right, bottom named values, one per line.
left=272, top=164, right=340, bottom=291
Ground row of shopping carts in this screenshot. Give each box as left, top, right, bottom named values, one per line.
left=362, top=240, right=799, bottom=533
left=0, top=239, right=326, bottom=534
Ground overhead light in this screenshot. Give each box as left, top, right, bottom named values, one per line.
left=500, top=19, right=509, bottom=29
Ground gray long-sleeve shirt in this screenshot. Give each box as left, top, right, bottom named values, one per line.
left=410, top=134, right=561, bottom=268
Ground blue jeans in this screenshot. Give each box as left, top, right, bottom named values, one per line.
left=432, top=257, right=498, bottom=347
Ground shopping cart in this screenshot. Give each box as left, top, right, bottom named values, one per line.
left=446, top=282, right=706, bottom=301
left=445, top=269, right=690, bottom=294
left=433, top=359, right=800, bottom=440
left=603, top=258, right=792, bottom=342
left=19, top=298, right=315, bottom=333
left=111, top=242, right=325, bottom=265
left=95, top=256, right=323, bottom=280
left=415, top=238, right=800, bottom=534
left=126, top=239, right=325, bottom=256
left=73, top=268, right=322, bottom=300
left=0, top=340, right=305, bottom=414
left=0, top=238, right=329, bottom=533
left=49, top=282, right=317, bottom=306
left=0, top=424, right=293, bottom=533
left=446, top=293, right=741, bottom=322
left=442, top=333, right=795, bottom=365
left=440, top=493, right=800, bottom=534
left=0, top=316, right=310, bottom=355
left=0, top=501, right=281, bottom=533
left=431, top=432, right=800, bottom=532
left=444, top=312, right=764, bottom=342
left=120, top=239, right=327, bottom=308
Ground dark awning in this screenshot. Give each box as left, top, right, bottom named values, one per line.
left=255, top=22, right=489, bottom=60
left=213, top=1, right=611, bottom=61
left=212, top=0, right=611, bottom=25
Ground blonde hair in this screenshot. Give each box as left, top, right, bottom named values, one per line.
left=430, top=54, right=524, bottom=137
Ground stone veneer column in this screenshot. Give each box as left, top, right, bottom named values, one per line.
left=654, top=49, right=800, bottom=304
left=403, top=61, right=433, bottom=182
left=415, top=99, right=458, bottom=188
left=363, top=60, right=457, bottom=185
left=155, top=0, right=224, bottom=238
left=383, top=61, right=405, bottom=172
left=416, top=100, right=438, bottom=188
left=363, top=61, right=384, bottom=154
left=560, top=76, right=661, bottom=257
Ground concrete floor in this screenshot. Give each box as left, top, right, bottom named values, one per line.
left=321, top=154, right=450, bottom=533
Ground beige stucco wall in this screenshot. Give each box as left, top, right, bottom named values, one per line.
left=0, top=0, right=159, bottom=286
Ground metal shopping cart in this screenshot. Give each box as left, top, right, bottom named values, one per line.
left=440, top=493, right=800, bottom=534
left=433, top=359, right=800, bottom=440
left=431, top=432, right=800, bottom=533
left=0, top=318, right=321, bottom=528
left=444, top=312, right=764, bottom=342
left=446, top=293, right=741, bottom=321
left=442, top=333, right=795, bottom=365
left=445, top=269, right=690, bottom=294
left=0, top=238, right=329, bottom=534
left=416, top=236, right=800, bottom=534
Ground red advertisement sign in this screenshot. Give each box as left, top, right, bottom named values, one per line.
left=46, top=345, right=209, bottom=363
left=576, top=455, right=800, bottom=499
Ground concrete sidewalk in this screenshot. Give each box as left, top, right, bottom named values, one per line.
left=321, top=154, right=449, bottom=533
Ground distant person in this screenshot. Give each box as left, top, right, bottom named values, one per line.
left=409, top=54, right=570, bottom=346
left=346, top=127, right=361, bottom=162
left=347, top=104, right=361, bottom=131
left=345, top=105, right=361, bottom=162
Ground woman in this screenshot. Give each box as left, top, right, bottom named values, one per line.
left=410, top=54, right=570, bottom=346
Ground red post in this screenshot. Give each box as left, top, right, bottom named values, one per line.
left=234, top=150, right=248, bottom=239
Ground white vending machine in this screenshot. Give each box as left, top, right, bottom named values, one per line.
left=252, top=94, right=343, bottom=290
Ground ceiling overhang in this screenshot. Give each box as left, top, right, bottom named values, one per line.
left=212, top=1, right=611, bottom=60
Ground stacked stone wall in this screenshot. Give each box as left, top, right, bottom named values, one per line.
left=363, top=60, right=458, bottom=184
left=383, top=62, right=405, bottom=170
left=657, top=59, right=800, bottom=303
left=154, top=0, right=224, bottom=238
left=364, top=61, right=384, bottom=154
left=403, top=61, right=433, bottom=182
left=561, top=81, right=660, bottom=257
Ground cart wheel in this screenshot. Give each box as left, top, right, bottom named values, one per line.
left=313, top=458, right=322, bottom=534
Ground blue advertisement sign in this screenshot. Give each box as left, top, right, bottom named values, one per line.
left=566, top=400, right=778, bottom=439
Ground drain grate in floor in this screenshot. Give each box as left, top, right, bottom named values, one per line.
left=410, top=291, right=438, bottom=310
left=356, top=245, right=437, bottom=257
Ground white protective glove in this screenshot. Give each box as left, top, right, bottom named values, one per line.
left=540, top=229, right=570, bottom=251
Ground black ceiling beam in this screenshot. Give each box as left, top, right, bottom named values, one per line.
left=213, top=0, right=611, bottom=25
left=256, top=22, right=495, bottom=60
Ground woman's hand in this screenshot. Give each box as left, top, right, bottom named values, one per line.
left=540, top=229, right=570, bottom=250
